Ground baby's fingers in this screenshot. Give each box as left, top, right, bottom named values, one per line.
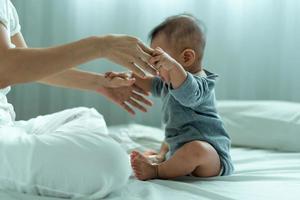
left=105, top=71, right=120, bottom=79
left=153, top=47, right=164, bottom=56
left=143, top=150, right=158, bottom=157
left=149, top=55, right=162, bottom=66
left=105, top=72, right=113, bottom=78
left=110, top=77, right=135, bottom=87
left=118, top=72, right=133, bottom=79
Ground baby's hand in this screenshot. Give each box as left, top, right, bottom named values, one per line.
left=143, top=149, right=165, bottom=164
left=149, top=47, right=182, bottom=83
left=104, top=71, right=135, bottom=88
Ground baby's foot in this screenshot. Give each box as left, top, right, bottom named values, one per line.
left=142, top=150, right=165, bottom=164
left=130, top=151, right=158, bottom=181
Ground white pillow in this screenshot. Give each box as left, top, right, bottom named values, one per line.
left=217, top=100, right=300, bottom=152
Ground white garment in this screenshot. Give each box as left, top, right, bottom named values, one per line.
left=0, top=0, right=21, bottom=125
left=0, top=1, right=131, bottom=198
left=0, top=0, right=20, bottom=36
left=0, top=107, right=131, bottom=199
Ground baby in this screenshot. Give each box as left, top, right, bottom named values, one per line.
left=108, top=14, right=234, bottom=180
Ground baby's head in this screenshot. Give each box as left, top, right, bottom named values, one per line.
left=149, top=14, right=206, bottom=73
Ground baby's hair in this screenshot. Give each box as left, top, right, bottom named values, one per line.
left=149, top=13, right=206, bottom=62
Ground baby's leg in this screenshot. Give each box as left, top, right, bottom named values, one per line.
left=131, top=141, right=221, bottom=180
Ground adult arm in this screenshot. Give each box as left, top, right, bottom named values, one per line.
left=10, top=31, right=152, bottom=114
left=0, top=25, right=156, bottom=88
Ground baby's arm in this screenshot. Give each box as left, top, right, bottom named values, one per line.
left=172, top=73, right=209, bottom=107
left=150, top=48, right=210, bottom=107
left=150, top=47, right=187, bottom=89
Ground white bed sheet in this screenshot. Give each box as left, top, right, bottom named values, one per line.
left=1, top=124, right=300, bottom=200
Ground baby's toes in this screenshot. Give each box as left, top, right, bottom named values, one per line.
left=136, top=173, right=143, bottom=180
left=134, top=169, right=143, bottom=180
left=130, top=152, right=138, bottom=161
left=131, top=151, right=139, bottom=158
left=130, top=154, right=135, bottom=161
left=133, top=167, right=141, bottom=178
left=131, top=160, right=137, bottom=169
left=131, top=157, right=139, bottom=169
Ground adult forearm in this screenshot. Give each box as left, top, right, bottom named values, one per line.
left=0, top=36, right=106, bottom=88
left=39, top=69, right=106, bottom=92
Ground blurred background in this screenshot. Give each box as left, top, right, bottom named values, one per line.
left=9, top=0, right=300, bottom=126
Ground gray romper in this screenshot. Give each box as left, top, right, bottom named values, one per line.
left=151, top=69, right=234, bottom=176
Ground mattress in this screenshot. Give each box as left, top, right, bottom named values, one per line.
left=1, top=124, right=300, bottom=200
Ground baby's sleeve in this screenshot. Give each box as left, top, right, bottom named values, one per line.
left=170, top=73, right=215, bottom=108
left=151, top=77, right=164, bottom=97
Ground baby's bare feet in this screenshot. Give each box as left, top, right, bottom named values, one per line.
left=130, top=151, right=157, bottom=181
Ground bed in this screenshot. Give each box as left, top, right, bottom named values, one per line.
left=1, top=101, right=300, bottom=200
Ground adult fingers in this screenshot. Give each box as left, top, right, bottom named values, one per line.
left=133, top=57, right=157, bottom=76
left=135, top=44, right=157, bottom=76
left=138, top=40, right=155, bottom=55
left=137, top=45, right=152, bottom=62
left=127, top=98, right=147, bottom=112
left=132, top=91, right=153, bottom=106
left=133, top=85, right=149, bottom=96
left=128, top=62, right=146, bottom=78
left=120, top=102, right=135, bottom=115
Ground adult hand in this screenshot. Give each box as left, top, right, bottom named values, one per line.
left=103, top=71, right=136, bottom=88
left=96, top=83, right=153, bottom=115
left=101, top=35, right=158, bottom=78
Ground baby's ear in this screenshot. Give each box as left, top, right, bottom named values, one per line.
left=179, top=49, right=196, bottom=67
